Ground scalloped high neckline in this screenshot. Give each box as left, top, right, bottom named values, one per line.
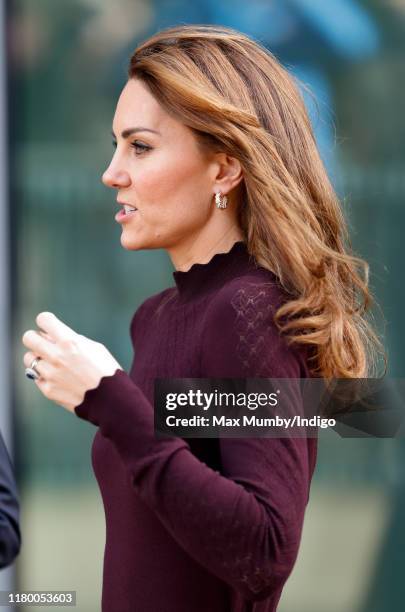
left=173, top=240, right=246, bottom=276
left=172, top=240, right=250, bottom=301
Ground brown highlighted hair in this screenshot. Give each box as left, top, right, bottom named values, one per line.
left=128, top=24, right=386, bottom=379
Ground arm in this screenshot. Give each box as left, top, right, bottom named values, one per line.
left=74, top=283, right=313, bottom=601
left=0, top=433, right=21, bottom=569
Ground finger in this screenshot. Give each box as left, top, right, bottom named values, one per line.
left=35, top=312, right=77, bottom=343
left=23, top=351, right=49, bottom=370
left=23, top=351, right=36, bottom=368
left=34, top=375, right=49, bottom=393
left=22, top=330, right=58, bottom=361
left=39, top=330, right=56, bottom=343
left=23, top=352, right=48, bottom=380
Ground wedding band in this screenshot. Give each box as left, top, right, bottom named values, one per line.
left=25, top=357, right=42, bottom=380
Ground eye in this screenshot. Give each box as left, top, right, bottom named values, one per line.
left=112, top=140, right=117, bottom=149
left=131, top=141, right=152, bottom=155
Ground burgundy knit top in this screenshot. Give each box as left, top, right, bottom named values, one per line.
left=74, top=240, right=318, bottom=612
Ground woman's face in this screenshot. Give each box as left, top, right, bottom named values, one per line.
left=102, top=78, right=222, bottom=251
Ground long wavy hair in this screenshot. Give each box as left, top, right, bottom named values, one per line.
left=128, top=24, right=386, bottom=379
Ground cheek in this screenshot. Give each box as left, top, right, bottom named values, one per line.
left=133, top=150, right=210, bottom=205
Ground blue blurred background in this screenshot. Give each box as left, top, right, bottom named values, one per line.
left=3, top=0, right=405, bottom=610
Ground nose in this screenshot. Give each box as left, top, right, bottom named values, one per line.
left=102, top=160, right=131, bottom=189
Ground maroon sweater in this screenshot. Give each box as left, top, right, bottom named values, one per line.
left=74, top=240, right=318, bottom=612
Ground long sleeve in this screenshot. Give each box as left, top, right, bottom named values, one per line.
left=0, top=433, right=21, bottom=569
left=74, top=282, right=314, bottom=602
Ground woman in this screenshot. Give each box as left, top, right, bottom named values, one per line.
left=22, top=25, right=384, bottom=612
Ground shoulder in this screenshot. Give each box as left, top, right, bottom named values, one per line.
left=129, top=287, right=176, bottom=338
left=201, top=270, right=306, bottom=377
left=205, top=268, right=288, bottom=327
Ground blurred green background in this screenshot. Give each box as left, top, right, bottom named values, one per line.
left=6, top=0, right=405, bottom=610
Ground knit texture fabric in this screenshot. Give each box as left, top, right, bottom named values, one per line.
left=74, top=240, right=318, bottom=612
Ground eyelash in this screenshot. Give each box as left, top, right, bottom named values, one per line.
left=112, top=140, right=152, bottom=155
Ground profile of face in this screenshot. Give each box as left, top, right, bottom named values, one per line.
left=102, top=79, right=243, bottom=253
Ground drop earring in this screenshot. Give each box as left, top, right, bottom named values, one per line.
left=215, top=191, right=228, bottom=209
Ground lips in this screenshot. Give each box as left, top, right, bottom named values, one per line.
left=123, top=204, right=137, bottom=214
left=117, top=200, right=138, bottom=214
left=115, top=206, right=138, bottom=223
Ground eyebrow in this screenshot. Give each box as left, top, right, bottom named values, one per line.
left=111, top=127, right=161, bottom=139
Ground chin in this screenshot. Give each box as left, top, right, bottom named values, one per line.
left=120, top=233, right=143, bottom=251
left=120, top=231, right=159, bottom=251
left=119, top=221, right=175, bottom=250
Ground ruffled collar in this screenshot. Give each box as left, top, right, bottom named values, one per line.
left=172, top=240, right=251, bottom=302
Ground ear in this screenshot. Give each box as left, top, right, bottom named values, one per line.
left=212, top=153, right=243, bottom=195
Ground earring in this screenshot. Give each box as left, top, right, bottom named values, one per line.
left=215, top=192, right=228, bottom=209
